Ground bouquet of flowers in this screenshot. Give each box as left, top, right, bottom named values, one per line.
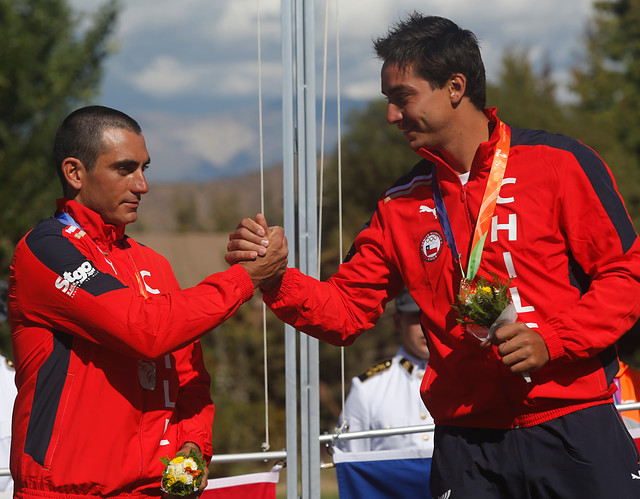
left=452, top=273, right=515, bottom=341
left=160, top=448, right=206, bottom=496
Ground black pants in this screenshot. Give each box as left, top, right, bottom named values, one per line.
left=430, top=404, right=640, bottom=498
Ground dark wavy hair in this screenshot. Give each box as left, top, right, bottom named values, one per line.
left=374, top=13, right=486, bottom=110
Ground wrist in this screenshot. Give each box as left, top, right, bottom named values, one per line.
left=179, top=441, right=201, bottom=455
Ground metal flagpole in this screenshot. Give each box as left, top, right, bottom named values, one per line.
left=281, top=0, right=321, bottom=497
left=295, top=0, right=320, bottom=497
left=281, top=0, right=298, bottom=497
left=282, top=0, right=320, bottom=496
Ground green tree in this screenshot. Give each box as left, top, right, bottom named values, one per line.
left=0, top=0, right=119, bottom=358
left=486, top=49, right=573, bottom=133
left=570, top=0, right=640, bottom=226
left=570, top=0, right=640, bottom=366
left=320, top=100, right=419, bottom=276
left=487, top=44, right=640, bottom=228
left=572, top=0, right=640, bottom=154
left=0, top=0, right=119, bottom=279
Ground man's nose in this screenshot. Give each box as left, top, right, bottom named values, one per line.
left=133, top=170, right=149, bottom=195
left=387, top=102, right=402, bottom=125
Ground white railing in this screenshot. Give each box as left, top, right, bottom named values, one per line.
left=1, top=401, right=639, bottom=477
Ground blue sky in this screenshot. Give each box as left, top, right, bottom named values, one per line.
left=70, top=0, right=595, bottom=183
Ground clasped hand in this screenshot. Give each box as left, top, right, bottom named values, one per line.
left=226, top=214, right=288, bottom=291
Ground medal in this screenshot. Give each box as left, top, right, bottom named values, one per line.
left=432, top=120, right=511, bottom=286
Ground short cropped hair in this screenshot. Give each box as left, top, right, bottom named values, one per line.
left=54, top=105, right=142, bottom=188
left=374, top=13, right=486, bottom=110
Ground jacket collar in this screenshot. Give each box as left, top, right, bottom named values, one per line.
left=416, top=107, right=503, bottom=180
left=55, top=198, right=126, bottom=248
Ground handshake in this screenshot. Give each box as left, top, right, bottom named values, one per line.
left=225, top=213, right=288, bottom=291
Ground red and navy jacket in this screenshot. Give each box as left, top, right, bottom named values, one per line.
left=8, top=199, right=254, bottom=497
left=264, top=108, right=640, bottom=429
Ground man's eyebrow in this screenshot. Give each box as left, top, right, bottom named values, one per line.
left=382, top=84, right=414, bottom=96
left=111, top=157, right=151, bottom=168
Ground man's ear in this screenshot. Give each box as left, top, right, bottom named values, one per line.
left=448, top=73, right=466, bottom=107
left=61, top=157, right=86, bottom=192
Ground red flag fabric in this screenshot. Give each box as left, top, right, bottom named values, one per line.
left=201, top=466, right=281, bottom=499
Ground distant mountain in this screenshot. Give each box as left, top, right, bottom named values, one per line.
left=133, top=97, right=370, bottom=183
left=131, top=164, right=284, bottom=235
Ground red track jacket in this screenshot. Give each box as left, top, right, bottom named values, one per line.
left=8, top=199, right=254, bottom=497
left=264, top=108, right=640, bottom=429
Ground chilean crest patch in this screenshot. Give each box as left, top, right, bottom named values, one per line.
left=420, top=231, right=443, bottom=262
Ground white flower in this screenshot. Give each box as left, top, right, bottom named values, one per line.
left=167, top=461, right=184, bottom=476
left=179, top=473, right=194, bottom=485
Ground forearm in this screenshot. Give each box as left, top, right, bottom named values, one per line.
left=264, top=267, right=400, bottom=346
left=12, top=250, right=254, bottom=359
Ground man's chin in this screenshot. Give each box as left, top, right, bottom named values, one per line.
left=124, top=213, right=138, bottom=225
left=404, top=135, right=422, bottom=151
left=102, top=212, right=138, bottom=226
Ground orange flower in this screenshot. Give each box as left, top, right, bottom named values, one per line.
left=185, top=466, right=202, bottom=478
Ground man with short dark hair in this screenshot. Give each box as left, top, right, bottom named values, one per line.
left=8, top=106, right=287, bottom=497
left=229, top=13, right=640, bottom=498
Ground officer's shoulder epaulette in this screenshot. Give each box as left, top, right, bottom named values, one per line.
left=399, top=357, right=414, bottom=375
left=358, top=358, right=393, bottom=382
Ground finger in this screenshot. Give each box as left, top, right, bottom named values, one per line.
left=498, top=347, right=529, bottom=369
left=225, top=250, right=261, bottom=266
left=255, top=213, right=269, bottom=232
left=492, top=322, right=528, bottom=344
left=235, top=217, right=266, bottom=237
left=228, top=226, right=267, bottom=243
left=197, top=468, right=209, bottom=494
left=506, top=356, right=535, bottom=374
left=496, top=337, right=520, bottom=358
left=227, top=238, right=267, bottom=255
left=228, top=227, right=269, bottom=249
left=492, top=327, right=513, bottom=345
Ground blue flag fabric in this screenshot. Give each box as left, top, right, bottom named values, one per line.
left=333, top=448, right=432, bottom=499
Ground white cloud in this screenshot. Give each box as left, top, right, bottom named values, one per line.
left=134, top=108, right=274, bottom=182
left=216, top=60, right=282, bottom=98
left=70, top=0, right=598, bottom=180
left=175, top=118, right=256, bottom=167
left=80, top=0, right=597, bottom=103
left=130, top=56, right=204, bottom=97
left=129, top=55, right=281, bottom=99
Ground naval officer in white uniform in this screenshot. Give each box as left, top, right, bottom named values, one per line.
left=337, top=289, right=434, bottom=452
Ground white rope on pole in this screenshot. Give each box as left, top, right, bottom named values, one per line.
left=256, top=0, right=270, bottom=452
left=317, top=0, right=348, bottom=434
left=257, top=0, right=265, bottom=218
